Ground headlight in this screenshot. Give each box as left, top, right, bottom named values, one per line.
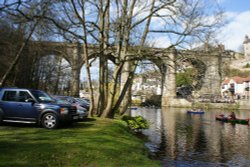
left=60, top=108, right=69, bottom=114
left=77, top=109, right=85, bottom=113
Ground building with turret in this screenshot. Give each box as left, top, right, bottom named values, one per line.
left=243, top=35, right=250, bottom=59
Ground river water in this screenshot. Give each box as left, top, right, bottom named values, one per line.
left=130, top=107, right=250, bottom=167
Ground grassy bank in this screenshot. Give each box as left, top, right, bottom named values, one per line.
left=0, top=118, right=160, bottom=167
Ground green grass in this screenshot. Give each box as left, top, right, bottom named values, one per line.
left=0, top=118, right=160, bottom=167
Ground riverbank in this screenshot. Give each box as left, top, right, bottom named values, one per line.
left=165, top=98, right=250, bottom=110
left=0, top=118, right=160, bottom=167
left=192, top=100, right=250, bottom=110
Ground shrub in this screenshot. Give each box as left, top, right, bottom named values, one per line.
left=122, top=115, right=150, bottom=132
left=243, top=63, right=250, bottom=68
left=141, top=95, right=161, bottom=107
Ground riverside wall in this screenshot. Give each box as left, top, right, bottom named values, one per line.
left=167, top=98, right=250, bottom=110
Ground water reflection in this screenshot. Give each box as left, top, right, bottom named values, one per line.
left=131, top=107, right=250, bottom=166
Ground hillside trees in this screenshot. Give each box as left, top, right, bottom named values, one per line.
left=0, top=20, right=26, bottom=86
left=0, top=1, right=51, bottom=87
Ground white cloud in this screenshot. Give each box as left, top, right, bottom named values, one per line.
left=217, top=0, right=227, bottom=4
left=218, top=11, right=250, bottom=51
left=149, top=36, right=171, bottom=48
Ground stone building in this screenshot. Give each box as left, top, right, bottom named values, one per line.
left=243, top=35, right=250, bottom=59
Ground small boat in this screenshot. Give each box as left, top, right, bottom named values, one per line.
left=128, top=107, right=138, bottom=110
left=215, top=114, right=249, bottom=125
left=187, top=110, right=205, bottom=114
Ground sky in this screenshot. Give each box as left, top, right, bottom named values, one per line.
left=217, top=0, right=250, bottom=51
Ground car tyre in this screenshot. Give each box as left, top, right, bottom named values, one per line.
left=0, top=115, right=3, bottom=125
left=41, top=113, right=59, bottom=129
left=0, top=110, right=3, bottom=125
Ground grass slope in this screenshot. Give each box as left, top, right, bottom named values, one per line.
left=0, top=118, right=160, bottom=167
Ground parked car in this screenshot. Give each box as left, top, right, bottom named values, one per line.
left=54, top=96, right=90, bottom=111
left=53, top=97, right=88, bottom=121
left=0, top=88, right=79, bottom=129
left=75, top=98, right=90, bottom=110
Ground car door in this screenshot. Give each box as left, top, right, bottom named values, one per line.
left=0, top=90, right=19, bottom=119
left=17, top=91, right=38, bottom=120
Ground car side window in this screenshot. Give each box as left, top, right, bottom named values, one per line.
left=2, top=91, right=17, bottom=102
left=19, top=91, right=33, bottom=102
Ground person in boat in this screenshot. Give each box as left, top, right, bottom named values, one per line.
left=195, top=108, right=202, bottom=112
left=228, top=112, right=236, bottom=120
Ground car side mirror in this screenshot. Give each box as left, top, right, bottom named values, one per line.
left=25, top=98, right=36, bottom=104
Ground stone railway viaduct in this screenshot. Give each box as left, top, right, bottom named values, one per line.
left=29, top=41, right=233, bottom=106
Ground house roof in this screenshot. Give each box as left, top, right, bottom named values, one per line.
left=222, top=76, right=250, bottom=85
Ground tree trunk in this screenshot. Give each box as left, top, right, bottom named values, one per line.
left=118, top=0, right=156, bottom=115
left=101, top=63, right=124, bottom=118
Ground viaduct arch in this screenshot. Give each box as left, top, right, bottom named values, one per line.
left=29, top=41, right=233, bottom=106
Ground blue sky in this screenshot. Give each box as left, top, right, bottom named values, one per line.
left=217, top=0, right=250, bottom=51
left=221, top=0, right=250, bottom=12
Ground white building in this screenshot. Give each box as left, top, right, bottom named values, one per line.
left=221, top=76, right=250, bottom=98
left=132, top=75, right=161, bottom=95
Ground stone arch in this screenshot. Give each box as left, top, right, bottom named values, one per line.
left=34, top=50, right=72, bottom=66
left=79, top=52, right=117, bottom=81
left=176, top=57, right=207, bottom=92
left=32, top=52, right=72, bottom=94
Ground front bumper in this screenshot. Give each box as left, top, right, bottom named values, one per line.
left=59, top=113, right=80, bottom=122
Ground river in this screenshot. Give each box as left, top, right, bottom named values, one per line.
left=130, top=107, right=250, bottom=167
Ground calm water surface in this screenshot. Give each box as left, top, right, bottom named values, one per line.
left=131, top=107, right=250, bottom=167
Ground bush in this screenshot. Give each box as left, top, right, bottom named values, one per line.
left=141, top=95, right=161, bottom=107
left=243, top=63, right=250, bottom=68
left=122, top=115, right=150, bottom=132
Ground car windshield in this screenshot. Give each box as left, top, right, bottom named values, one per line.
left=30, top=90, right=55, bottom=103
left=75, top=98, right=89, bottom=104
left=54, top=99, right=71, bottom=104
left=54, top=96, right=76, bottom=103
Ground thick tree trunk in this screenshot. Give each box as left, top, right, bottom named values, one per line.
left=101, top=63, right=123, bottom=118
left=97, top=0, right=110, bottom=116
left=117, top=0, right=156, bottom=115
left=119, top=61, right=133, bottom=115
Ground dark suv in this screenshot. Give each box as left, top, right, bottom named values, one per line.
left=0, top=88, right=79, bottom=129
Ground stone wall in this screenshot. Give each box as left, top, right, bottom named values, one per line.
left=165, top=99, right=250, bottom=110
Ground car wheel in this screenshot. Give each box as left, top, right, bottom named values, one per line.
left=0, top=115, right=3, bottom=125
left=41, top=113, right=59, bottom=129
left=0, top=110, right=3, bottom=125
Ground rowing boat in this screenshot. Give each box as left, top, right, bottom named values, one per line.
left=215, top=114, right=249, bottom=125
left=187, top=110, right=205, bottom=114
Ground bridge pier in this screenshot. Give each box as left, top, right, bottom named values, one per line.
left=71, top=67, right=81, bottom=97
left=69, top=44, right=83, bottom=97
left=198, top=55, right=221, bottom=96
left=120, top=56, right=134, bottom=113
left=161, top=50, right=177, bottom=106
